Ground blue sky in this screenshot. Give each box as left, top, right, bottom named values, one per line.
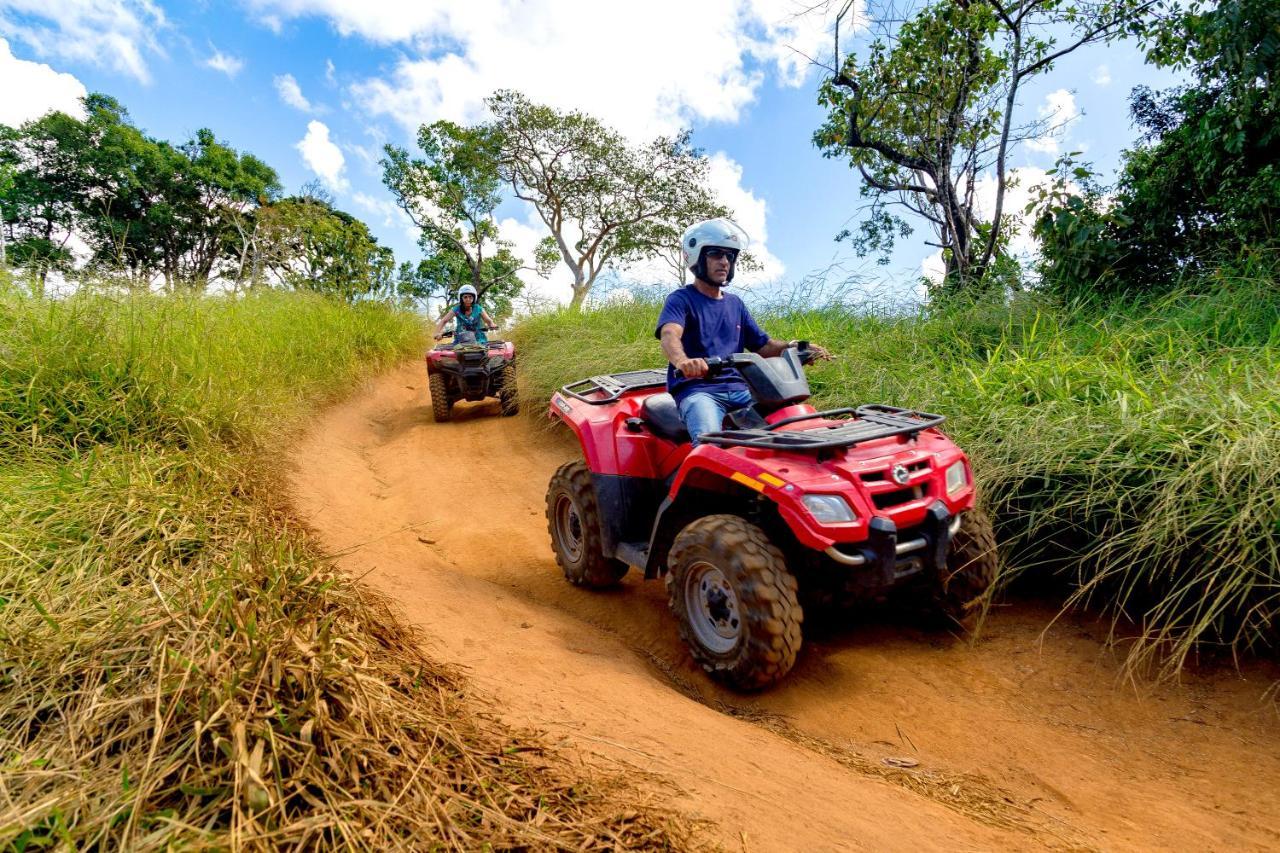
left=0, top=0, right=1181, bottom=304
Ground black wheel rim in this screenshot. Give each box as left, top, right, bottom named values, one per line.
left=554, top=494, right=584, bottom=564
left=683, top=560, right=741, bottom=655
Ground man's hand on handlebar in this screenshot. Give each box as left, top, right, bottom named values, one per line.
left=675, top=357, right=709, bottom=378
left=433, top=333, right=443, bottom=341
left=796, top=341, right=833, bottom=361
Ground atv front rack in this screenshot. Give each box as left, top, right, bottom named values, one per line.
left=698, top=404, right=946, bottom=452
left=432, top=339, right=507, bottom=352
left=561, top=369, right=668, bottom=404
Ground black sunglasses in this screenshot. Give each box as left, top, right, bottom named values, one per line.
left=704, top=248, right=737, bottom=260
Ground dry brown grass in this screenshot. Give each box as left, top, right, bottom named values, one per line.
left=0, top=446, right=693, bottom=850
left=0, top=290, right=693, bottom=850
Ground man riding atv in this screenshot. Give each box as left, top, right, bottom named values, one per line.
left=657, top=218, right=831, bottom=443
left=433, top=284, right=498, bottom=343
left=544, top=217, right=996, bottom=690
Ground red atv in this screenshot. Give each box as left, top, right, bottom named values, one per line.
left=425, top=330, right=518, bottom=422
left=545, top=344, right=996, bottom=689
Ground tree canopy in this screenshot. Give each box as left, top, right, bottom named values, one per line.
left=256, top=194, right=397, bottom=301
left=381, top=120, right=527, bottom=311
left=1033, top=0, right=1279, bottom=295
left=0, top=92, right=405, bottom=302
left=486, top=90, right=727, bottom=308
left=815, top=0, right=1150, bottom=294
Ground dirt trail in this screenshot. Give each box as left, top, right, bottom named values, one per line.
left=290, top=362, right=1280, bottom=852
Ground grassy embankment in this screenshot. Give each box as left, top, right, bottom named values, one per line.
left=514, top=277, right=1280, bottom=678
left=0, top=289, right=685, bottom=849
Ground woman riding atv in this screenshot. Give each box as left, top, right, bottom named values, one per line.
left=433, top=285, right=498, bottom=343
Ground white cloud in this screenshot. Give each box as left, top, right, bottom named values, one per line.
left=296, top=120, right=348, bottom=191
left=706, top=151, right=784, bottom=282
left=324, top=57, right=335, bottom=85
left=247, top=0, right=865, bottom=139
left=1026, top=88, right=1080, bottom=154
left=922, top=165, right=1066, bottom=286
left=0, top=0, right=166, bottom=84
left=0, top=37, right=86, bottom=125
left=204, top=47, right=244, bottom=77
left=352, top=189, right=417, bottom=242
left=274, top=72, right=322, bottom=112
left=249, top=0, right=844, bottom=302
left=973, top=166, right=1060, bottom=260
left=498, top=211, right=567, bottom=304
left=920, top=249, right=945, bottom=286
left=1091, top=64, right=1111, bottom=86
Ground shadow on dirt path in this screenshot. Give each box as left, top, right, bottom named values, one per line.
left=289, top=362, right=1280, bottom=852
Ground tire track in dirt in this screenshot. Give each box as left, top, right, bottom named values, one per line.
left=290, top=361, right=1280, bottom=852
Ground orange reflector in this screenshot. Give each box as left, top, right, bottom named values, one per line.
left=730, top=472, right=765, bottom=492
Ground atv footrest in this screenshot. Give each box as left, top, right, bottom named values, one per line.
left=614, top=541, right=649, bottom=570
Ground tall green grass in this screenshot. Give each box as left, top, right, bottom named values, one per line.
left=0, top=288, right=685, bottom=849
left=513, top=278, right=1280, bottom=678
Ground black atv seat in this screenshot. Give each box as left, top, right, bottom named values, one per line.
left=640, top=393, right=690, bottom=444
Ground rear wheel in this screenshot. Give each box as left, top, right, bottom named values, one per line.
left=499, top=363, right=519, bottom=416
left=428, top=373, right=451, bottom=422
left=667, top=515, right=802, bottom=690
left=545, top=461, right=627, bottom=588
left=935, top=509, right=998, bottom=629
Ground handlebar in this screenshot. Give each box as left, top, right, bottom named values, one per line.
left=676, top=341, right=812, bottom=377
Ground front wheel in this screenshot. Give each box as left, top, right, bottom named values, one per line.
left=428, top=372, right=451, bottom=423
left=545, top=461, right=628, bottom=588
left=667, top=515, right=803, bottom=690
left=935, top=509, right=998, bottom=630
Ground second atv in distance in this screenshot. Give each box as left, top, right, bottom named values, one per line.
left=545, top=344, right=996, bottom=690
left=425, top=329, right=518, bottom=422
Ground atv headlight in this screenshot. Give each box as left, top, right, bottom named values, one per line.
left=945, top=460, right=969, bottom=496
left=802, top=494, right=857, bottom=524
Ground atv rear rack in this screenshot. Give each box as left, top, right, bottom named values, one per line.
left=699, top=404, right=945, bottom=452
left=562, top=369, right=668, bottom=404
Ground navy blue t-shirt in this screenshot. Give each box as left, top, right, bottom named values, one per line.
left=655, top=285, right=770, bottom=403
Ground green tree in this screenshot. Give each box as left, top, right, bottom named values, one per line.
left=486, top=90, right=727, bottom=309
left=0, top=94, right=282, bottom=291
left=0, top=107, right=98, bottom=291
left=1033, top=0, right=1279, bottom=295
left=815, top=0, right=1148, bottom=293
left=88, top=120, right=280, bottom=289
left=395, top=244, right=523, bottom=318
left=382, top=121, right=528, bottom=309
left=0, top=162, right=13, bottom=267
left=256, top=195, right=396, bottom=301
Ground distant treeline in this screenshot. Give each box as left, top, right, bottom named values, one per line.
left=0, top=94, right=403, bottom=301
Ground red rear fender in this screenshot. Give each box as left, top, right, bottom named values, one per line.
left=549, top=391, right=686, bottom=477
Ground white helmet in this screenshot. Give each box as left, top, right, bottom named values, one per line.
left=458, top=284, right=478, bottom=299
left=681, top=218, right=749, bottom=270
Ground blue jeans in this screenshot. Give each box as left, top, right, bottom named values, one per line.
left=678, top=387, right=755, bottom=446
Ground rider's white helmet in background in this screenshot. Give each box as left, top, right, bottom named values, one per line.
left=681, top=218, right=749, bottom=284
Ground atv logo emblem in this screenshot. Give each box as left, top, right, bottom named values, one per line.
left=552, top=394, right=572, bottom=414
left=891, top=464, right=910, bottom=485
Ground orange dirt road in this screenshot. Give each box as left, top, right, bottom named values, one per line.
left=290, top=362, right=1280, bottom=852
